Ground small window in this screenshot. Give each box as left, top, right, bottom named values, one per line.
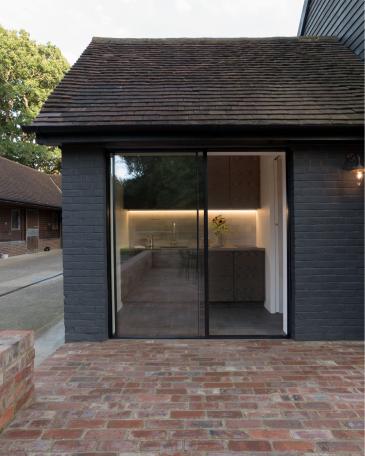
left=11, top=209, right=21, bottom=230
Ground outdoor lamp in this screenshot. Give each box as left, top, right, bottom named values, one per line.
left=343, top=153, right=365, bottom=186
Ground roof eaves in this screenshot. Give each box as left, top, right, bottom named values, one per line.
left=0, top=198, right=61, bottom=210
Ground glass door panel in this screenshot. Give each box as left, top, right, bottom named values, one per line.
left=111, top=152, right=204, bottom=337
left=207, top=153, right=285, bottom=336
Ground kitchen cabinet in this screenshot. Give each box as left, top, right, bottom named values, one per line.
left=208, top=250, right=234, bottom=301
left=208, top=248, right=265, bottom=302
left=208, top=156, right=260, bottom=209
left=207, top=156, right=230, bottom=209
left=234, top=250, right=265, bottom=301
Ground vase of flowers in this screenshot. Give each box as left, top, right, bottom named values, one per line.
left=211, top=215, right=228, bottom=247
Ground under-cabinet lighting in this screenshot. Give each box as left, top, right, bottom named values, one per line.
left=126, top=210, right=257, bottom=214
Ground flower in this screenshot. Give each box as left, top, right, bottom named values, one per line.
left=211, top=214, right=229, bottom=235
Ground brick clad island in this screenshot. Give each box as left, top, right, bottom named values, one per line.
left=0, top=331, right=34, bottom=431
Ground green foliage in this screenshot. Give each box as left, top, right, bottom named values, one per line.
left=119, top=156, right=203, bottom=209
left=0, top=26, right=69, bottom=173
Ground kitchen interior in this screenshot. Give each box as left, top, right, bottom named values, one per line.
left=112, top=153, right=287, bottom=337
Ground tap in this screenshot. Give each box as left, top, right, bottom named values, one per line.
left=148, top=234, right=154, bottom=249
left=171, top=222, right=177, bottom=246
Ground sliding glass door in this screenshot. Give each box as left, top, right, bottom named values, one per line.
left=110, top=153, right=205, bottom=337
left=207, top=153, right=286, bottom=336
left=110, top=151, right=287, bottom=338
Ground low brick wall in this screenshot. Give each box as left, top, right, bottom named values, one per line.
left=0, top=241, right=28, bottom=257
left=0, top=239, right=61, bottom=257
left=0, top=331, right=34, bottom=432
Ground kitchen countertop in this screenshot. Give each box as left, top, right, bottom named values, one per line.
left=152, top=246, right=265, bottom=251
left=209, top=247, right=264, bottom=251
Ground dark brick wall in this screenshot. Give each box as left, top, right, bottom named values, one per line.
left=60, top=143, right=364, bottom=341
left=291, top=143, right=364, bottom=340
left=62, top=146, right=109, bottom=341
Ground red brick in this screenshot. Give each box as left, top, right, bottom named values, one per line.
left=68, top=419, right=106, bottom=428
left=226, top=419, right=263, bottom=428
left=273, top=440, right=315, bottom=452
left=317, top=441, right=363, bottom=452
left=98, top=440, right=138, bottom=451
left=171, top=429, right=209, bottom=439
left=265, top=419, right=303, bottom=428
left=0, top=339, right=362, bottom=456
left=0, top=332, right=34, bottom=432
left=84, top=429, right=127, bottom=440
left=145, top=419, right=183, bottom=429
left=42, top=428, right=83, bottom=439
left=228, top=440, right=272, bottom=451
left=186, top=440, right=225, bottom=450
left=140, top=440, right=182, bottom=451
left=2, top=429, right=41, bottom=439
left=0, top=406, right=14, bottom=430
left=249, top=429, right=291, bottom=439
left=131, top=429, right=167, bottom=439
left=331, top=429, right=364, bottom=439
left=207, top=410, right=242, bottom=418
left=292, top=430, right=332, bottom=440
left=170, top=410, right=204, bottom=419
left=212, top=430, right=250, bottom=441
left=53, top=439, right=97, bottom=452
left=107, top=419, right=143, bottom=428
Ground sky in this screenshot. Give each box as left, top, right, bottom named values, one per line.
left=1, top=0, right=304, bottom=64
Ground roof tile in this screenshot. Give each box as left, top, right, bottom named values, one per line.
left=29, top=37, right=364, bottom=130
left=0, top=157, right=62, bottom=208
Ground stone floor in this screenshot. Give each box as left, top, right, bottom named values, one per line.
left=0, top=339, right=363, bottom=455
left=117, top=268, right=282, bottom=337
left=209, top=303, right=283, bottom=336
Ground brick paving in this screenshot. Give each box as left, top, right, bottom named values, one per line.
left=0, top=339, right=363, bottom=455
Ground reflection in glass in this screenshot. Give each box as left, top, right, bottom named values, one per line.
left=112, top=153, right=204, bottom=337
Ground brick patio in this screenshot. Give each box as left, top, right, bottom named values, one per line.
left=0, top=339, right=363, bottom=455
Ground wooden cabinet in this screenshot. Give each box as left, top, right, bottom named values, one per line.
left=207, top=157, right=230, bottom=209
left=208, top=250, right=234, bottom=301
left=208, top=249, right=265, bottom=302
left=207, top=156, right=260, bottom=209
left=234, top=250, right=265, bottom=302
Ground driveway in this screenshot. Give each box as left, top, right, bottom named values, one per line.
left=0, top=250, right=63, bottom=333
left=0, top=249, right=62, bottom=296
left=0, top=250, right=64, bottom=365
left=0, top=340, right=363, bottom=455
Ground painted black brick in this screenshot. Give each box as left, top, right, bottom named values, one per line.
left=61, top=146, right=109, bottom=341
left=291, top=143, right=364, bottom=340
left=60, top=143, right=363, bottom=342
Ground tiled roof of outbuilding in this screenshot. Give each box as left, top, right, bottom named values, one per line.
left=0, top=156, right=62, bottom=208
left=27, top=37, right=364, bottom=131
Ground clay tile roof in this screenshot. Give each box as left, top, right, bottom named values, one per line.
left=0, top=156, right=62, bottom=208
left=27, top=37, right=364, bottom=132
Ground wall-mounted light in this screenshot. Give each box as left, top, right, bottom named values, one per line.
left=343, top=153, right=364, bottom=186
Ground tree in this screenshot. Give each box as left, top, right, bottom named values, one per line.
left=119, top=155, right=203, bottom=209
left=0, top=26, right=69, bottom=173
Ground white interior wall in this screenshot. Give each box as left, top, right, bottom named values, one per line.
left=256, top=154, right=286, bottom=318
left=274, top=157, right=284, bottom=314
left=256, top=156, right=276, bottom=313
